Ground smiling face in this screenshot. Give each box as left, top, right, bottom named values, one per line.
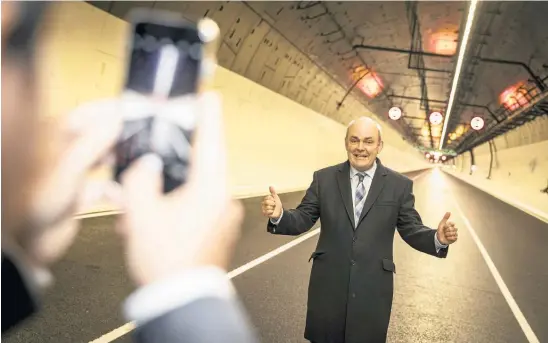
left=345, top=117, right=383, bottom=171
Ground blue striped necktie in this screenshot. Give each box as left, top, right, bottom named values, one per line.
left=355, top=173, right=367, bottom=224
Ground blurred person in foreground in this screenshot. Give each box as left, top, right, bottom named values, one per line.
left=1, top=2, right=259, bottom=342
left=261, top=117, right=459, bottom=343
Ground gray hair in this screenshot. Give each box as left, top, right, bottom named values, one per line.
left=346, top=116, right=383, bottom=142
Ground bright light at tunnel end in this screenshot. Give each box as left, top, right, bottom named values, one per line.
left=439, top=0, right=480, bottom=150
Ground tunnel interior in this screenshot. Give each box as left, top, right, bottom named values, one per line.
left=88, top=0, right=548, bottom=160
left=3, top=2, right=548, bottom=343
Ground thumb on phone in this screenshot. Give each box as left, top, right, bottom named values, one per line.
left=122, top=154, right=164, bottom=209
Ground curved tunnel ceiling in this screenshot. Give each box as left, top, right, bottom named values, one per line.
left=89, top=1, right=548, bottom=154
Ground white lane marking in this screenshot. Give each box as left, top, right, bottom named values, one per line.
left=89, top=323, right=136, bottom=343
left=74, top=210, right=122, bottom=220
left=88, top=170, right=427, bottom=342
left=89, top=228, right=321, bottom=342
left=444, top=170, right=548, bottom=224
left=227, top=228, right=321, bottom=279
left=452, top=198, right=540, bottom=343
left=76, top=170, right=431, bottom=219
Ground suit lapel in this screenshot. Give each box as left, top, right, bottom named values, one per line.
left=336, top=161, right=355, bottom=228
left=356, top=159, right=388, bottom=228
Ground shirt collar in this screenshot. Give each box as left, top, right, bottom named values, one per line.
left=350, top=160, right=377, bottom=180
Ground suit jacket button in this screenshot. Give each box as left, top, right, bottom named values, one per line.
left=351, top=260, right=356, bottom=265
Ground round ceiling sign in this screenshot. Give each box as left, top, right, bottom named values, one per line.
left=471, top=116, right=485, bottom=130
left=429, top=111, right=443, bottom=125
left=388, top=107, right=402, bottom=120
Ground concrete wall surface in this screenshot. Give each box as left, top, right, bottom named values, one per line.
left=36, top=2, right=430, bottom=214
left=444, top=115, right=548, bottom=223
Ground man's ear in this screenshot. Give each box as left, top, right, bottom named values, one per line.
left=378, top=140, right=384, bottom=153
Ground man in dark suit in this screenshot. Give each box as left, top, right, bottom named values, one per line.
left=2, top=3, right=258, bottom=343
left=261, top=117, right=458, bottom=343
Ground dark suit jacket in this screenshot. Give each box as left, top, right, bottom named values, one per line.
left=1, top=252, right=38, bottom=334
left=267, top=159, right=448, bottom=343
left=1, top=252, right=259, bottom=343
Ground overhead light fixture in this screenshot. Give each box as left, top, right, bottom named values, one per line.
left=499, top=82, right=529, bottom=110
left=470, top=116, right=485, bottom=130
left=431, top=126, right=442, bottom=137
left=430, top=29, right=459, bottom=55
left=388, top=107, right=402, bottom=120
left=359, top=72, right=383, bottom=98
left=439, top=0, right=480, bottom=150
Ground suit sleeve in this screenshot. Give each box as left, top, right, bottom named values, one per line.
left=267, top=171, right=321, bottom=236
left=396, top=179, right=448, bottom=258
left=125, top=267, right=259, bottom=343
left=132, top=296, right=259, bottom=343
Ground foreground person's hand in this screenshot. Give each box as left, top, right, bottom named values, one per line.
left=118, top=92, right=244, bottom=287
left=3, top=99, right=123, bottom=287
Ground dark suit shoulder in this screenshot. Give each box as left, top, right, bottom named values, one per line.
left=382, top=166, right=415, bottom=185
left=314, top=162, right=344, bottom=178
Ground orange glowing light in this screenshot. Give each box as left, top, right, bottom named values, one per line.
left=499, top=82, right=529, bottom=111
left=429, top=30, right=458, bottom=55
left=431, top=126, right=442, bottom=137
left=358, top=72, right=383, bottom=98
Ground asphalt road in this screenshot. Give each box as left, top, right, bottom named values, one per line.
left=3, top=168, right=546, bottom=343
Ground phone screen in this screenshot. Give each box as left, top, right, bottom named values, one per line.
left=126, top=22, right=202, bottom=97
left=115, top=19, right=204, bottom=193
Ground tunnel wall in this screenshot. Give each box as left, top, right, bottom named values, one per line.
left=444, top=115, right=548, bottom=221
left=37, top=2, right=430, bottom=213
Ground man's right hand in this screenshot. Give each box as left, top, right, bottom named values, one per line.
left=261, top=186, right=282, bottom=220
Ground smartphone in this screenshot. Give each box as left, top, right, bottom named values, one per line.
left=114, top=9, right=219, bottom=193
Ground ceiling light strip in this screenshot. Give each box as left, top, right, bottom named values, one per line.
left=439, top=0, right=480, bottom=150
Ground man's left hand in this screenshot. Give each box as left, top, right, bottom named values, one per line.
left=436, top=212, right=458, bottom=245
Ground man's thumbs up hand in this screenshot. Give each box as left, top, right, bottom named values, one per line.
left=436, top=212, right=458, bottom=245
left=262, top=186, right=283, bottom=219
left=269, top=186, right=280, bottom=200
